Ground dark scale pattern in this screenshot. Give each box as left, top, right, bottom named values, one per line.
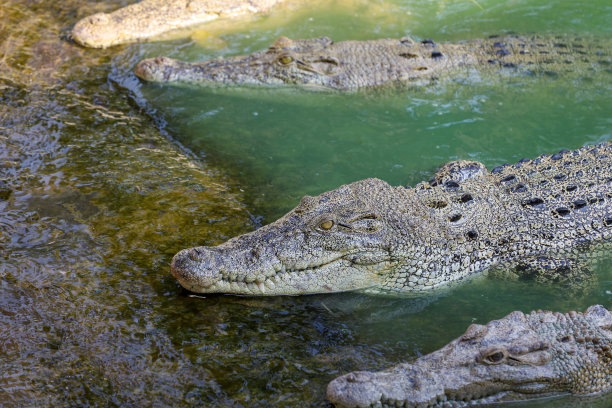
left=380, top=142, right=612, bottom=291
left=526, top=307, right=612, bottom=395
left=492, top=144, right=612, bottom=242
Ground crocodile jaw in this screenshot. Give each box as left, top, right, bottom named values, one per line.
left=326, top=364, right=559, bottom=408
left=135, top=55, right=291, bottom=85
left=171, top=246, right=392, bottom=295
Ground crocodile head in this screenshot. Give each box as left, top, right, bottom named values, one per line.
left=135, top=36, right=346, bottom=88
left=171, top=178, right=409, bottom=295
left=327, top=305, right=612, bottom=407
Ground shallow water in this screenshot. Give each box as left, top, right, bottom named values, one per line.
left=1, top=0, right=612, bottom=406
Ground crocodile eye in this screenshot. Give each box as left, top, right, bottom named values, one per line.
left=279, top=55, right=293, bottom=65
left=483, top=349, right=506, bottom=365
left=319, top=220, right=334, bottom=230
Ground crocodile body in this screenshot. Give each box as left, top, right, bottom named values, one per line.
left=170, top=142, right=612, bottom=295
left=327, top=305, right=612, bottom=407
left=72, top=0, right=283, bottom=48
left=135, top=34, right=612, bottom=90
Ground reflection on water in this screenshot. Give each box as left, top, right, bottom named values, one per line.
left=1, top=0, right=250, bottom=405
left=1, top=0, right=611, bottom=407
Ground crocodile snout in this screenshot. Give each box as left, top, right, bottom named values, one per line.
left=170, top=247, right=221, bottom=292
left=326, top=371, right=383, bottom=408
left=134, top=57, right=173, bottom=82
left=72, top=13, right=115, bottom=48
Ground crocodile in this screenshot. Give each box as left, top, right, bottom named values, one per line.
left=327, top=305, right=612, bottom=407
left=72, top=0, right=284, bottom=48
left=135, top=34, right=612, bottom=90
left=170, top=142, right=612, bottom=295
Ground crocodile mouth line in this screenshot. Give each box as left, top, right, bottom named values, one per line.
left=213, top=250, right=385, bottom=294
left=373, top=382, right=558, bottom=408
left=216, top=261, right=336, bottom=294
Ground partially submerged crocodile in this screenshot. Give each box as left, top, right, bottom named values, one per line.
left=72, top=0, right=283, bottom=48
left=171, top=142, right=612, bottom=295
left=135, top=34, right=612, bottom=90
left=327, top=305, right=612, bottom=407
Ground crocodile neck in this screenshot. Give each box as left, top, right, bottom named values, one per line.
left=377, top=144, right=612, bottom=291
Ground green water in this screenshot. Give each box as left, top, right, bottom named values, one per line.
left=123, top=0, right=612, bottom=220
left=1, top=0, right=611, bottom=406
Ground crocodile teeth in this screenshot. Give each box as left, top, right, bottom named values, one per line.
left=257, top=281, right=266, bottom=294
left=266, top=279, right=276, bottom=290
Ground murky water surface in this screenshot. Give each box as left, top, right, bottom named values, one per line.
left=1, top=0, right=611, bottom=406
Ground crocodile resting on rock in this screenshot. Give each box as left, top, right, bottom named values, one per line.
left=170, top=142, right=612, bottom=295
left=72, top=0, right=284, bottom=48
left=135, top=34, right=612, bottom=90
left=327, top=305, right=612, bottom=407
